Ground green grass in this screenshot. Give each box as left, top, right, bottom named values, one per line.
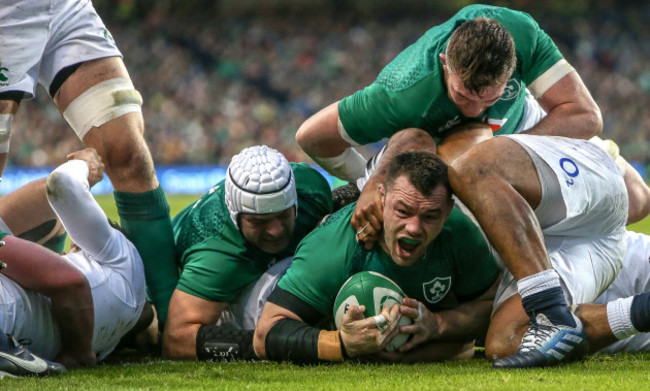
left=8, top=194, right=644, bottom=390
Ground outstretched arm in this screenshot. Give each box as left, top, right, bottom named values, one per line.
left=46, top=149, right=112, bottom=257
left=296, top=102, right=367, bottom=183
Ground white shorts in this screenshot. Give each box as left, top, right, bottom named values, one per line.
left=494, top=135, right=628, bottom=309
left=596, top=231, right=650, bottom=353
left=218, top=257, right=292, bottom=330
left=0, top=0, right=121, bottom=98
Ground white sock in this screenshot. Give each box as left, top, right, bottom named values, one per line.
left=606, top=296, right=639, bottom=340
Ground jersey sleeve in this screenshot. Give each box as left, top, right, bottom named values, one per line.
left=338, top=82, right=429, bottom=146
left=46, top=160, right=114, bottom=258
left=498, top=8, right=573, bottom=98
left=175, top=242, right=259, bottom=303
left=446, top=209, right=501, bottom=301
left=292, top=162, right=333, bottom=222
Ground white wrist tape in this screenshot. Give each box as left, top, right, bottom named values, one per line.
left=311, top=147, right=367, bottom=183
left=0, top=114, right=13, bottom=154
left=63, top=78, right=143, bottom=140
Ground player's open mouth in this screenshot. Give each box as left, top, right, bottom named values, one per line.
left=398, top=237, right=421, bottom=254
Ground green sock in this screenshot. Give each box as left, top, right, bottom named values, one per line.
left=114, top=186, right=179, bottom=330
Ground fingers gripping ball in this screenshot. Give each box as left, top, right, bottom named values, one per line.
left=333, top=271, right=412, bottom=352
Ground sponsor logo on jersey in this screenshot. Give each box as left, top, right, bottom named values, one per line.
left=422, top=276, right=451, bottom=304
left=0, top=67, right=9, bottom=86
left=500, top=78, right=521, bottom=101
left=103, top=29, right=115, bottom=44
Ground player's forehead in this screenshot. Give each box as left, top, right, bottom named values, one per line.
left=386, top=176, right=449, bottom=212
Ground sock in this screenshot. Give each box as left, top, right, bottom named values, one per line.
left=518, top=269, right=576, bottom=328
left=115, top=186, right=179, bottom=330
left=630, top=291, right=650, bottom=333
left=0, top=332, right=12, bottom=351
left=606, top=296, right=638, bottom=340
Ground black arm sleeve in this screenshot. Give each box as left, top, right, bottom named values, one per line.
left=265, top=317, right=322, bottom=364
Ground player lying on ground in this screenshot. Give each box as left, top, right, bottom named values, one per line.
left=254, top=151, right=502, bottom=363
left=162, top=145, right=332, bottom=360
left=0, top=148, right=148, bottom=372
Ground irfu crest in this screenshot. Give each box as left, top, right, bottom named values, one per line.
left=422, top=276, right=451, bottom=303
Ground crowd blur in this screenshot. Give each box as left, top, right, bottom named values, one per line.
left=9, top=0, right=650, bottom=170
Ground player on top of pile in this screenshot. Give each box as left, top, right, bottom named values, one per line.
left=162, top=145, right=332, bottom=361
left=295, top=4, right=650, bottom=226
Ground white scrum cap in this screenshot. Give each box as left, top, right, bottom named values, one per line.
left=225, top=145, right=297, bottom=228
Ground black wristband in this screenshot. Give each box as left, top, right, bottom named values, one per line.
left=338, top=331, right=349, bottom=359
left=196, top=325, right=256, bottom=361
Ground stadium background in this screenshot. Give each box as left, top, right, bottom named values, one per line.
left=1, top=0, right=649, bottom=194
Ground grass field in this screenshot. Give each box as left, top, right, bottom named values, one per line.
left=3, top=194, right=649, bottom=390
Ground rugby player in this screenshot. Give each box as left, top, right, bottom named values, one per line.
left=162, top=145, right=332, bottom=361
left=0, top=148, right=147, bottom=374
left=0, top=0, right=177, bottom=328
left=254, top=150, right=502, bottom=363
left=295, top=4, right=649, bottom=231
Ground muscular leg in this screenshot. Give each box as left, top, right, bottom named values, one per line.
left=54, top=56, right=178, bottom=329
left=449, top=136, right=549, bottom=279
left=623, top=161, right=650, bottom=224
left=450, top=136, right=585, bottom=367
left=437, top=122, right=494, bottom=164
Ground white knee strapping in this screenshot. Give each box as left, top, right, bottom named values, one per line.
left=0, top=114, right=13, bottom=154
left=63, top=78, right=143, bottom=140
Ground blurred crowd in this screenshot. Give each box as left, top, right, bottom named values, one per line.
left=9, top=1, right=650, bottom=169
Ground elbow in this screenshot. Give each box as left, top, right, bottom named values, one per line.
left=586, top=104, right=603, bottom=138
left=253, top=322, right=270, bottom=359
left=46, top=269, right=90, bottom=301
left=295, top=122, right=316, bottom=155
left=162, top=327, right=194, bottom=360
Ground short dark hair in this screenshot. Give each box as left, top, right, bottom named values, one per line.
left=385, top=151, right=451, bottom=198
left=446, top=17, right=516, bottom=94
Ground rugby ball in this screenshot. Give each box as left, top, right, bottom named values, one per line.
left=333, top=271, right=412, bottom=352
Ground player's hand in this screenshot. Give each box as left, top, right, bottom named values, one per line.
left=397, top=298, right=440, bottom=352
left=351, top=179, right=383, bottom=250
left=340, top=304, right=402, bottom=357
left=67, top=148, right=105, bottom=187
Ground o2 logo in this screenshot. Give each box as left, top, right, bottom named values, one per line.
left=560, top=158, right=579, bottom=186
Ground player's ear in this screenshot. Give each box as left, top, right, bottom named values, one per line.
left=439, top=53, right=447, bottom=67
left=378, top=183, right=386, bottom=203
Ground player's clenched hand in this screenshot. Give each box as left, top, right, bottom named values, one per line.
left=67, top=148, right=105, bottom=187
left=351, top=180, right=383, bottom=250
left=397, top=298, right=440, bottom=352
left=340, top=304, right=402, bottom=357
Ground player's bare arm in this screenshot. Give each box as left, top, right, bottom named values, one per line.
left=525, top=71, right=602, bottom=139
left=162, top=289, right=227, bottom=359
left=0, top=236, right=96, bottom=367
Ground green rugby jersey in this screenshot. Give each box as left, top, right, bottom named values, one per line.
left=278, top=203, right=500, bottom=316
left=339, top=4, right=571, bottom=145
left=172, top=162, right=332, bottom=303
